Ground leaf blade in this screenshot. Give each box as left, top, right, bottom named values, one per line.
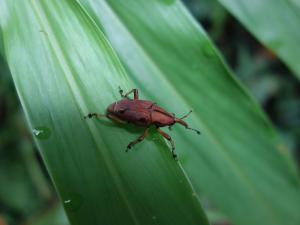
left=0, top=0, right=209, bottom=225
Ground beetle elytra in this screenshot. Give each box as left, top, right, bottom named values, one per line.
left=84, top=87, right=200, bottom=159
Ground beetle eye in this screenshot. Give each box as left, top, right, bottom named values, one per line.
left=119, top=108, right=126, bottom=113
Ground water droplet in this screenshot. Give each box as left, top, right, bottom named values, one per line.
left=64, top=194, right=83, bottom=212
left=152, top=216, right=157, bottom=220
left=202, top=43, right=215, bottom=58
left=33, top=127, right=51, bottom=140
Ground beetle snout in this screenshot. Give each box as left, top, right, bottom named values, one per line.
left=107, top=102, right=116, bottom=114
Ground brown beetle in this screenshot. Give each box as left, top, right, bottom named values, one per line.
left=84, top=87, right=200, bottom=159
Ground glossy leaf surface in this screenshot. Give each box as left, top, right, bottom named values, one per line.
left=0, top=1, right=209, bottom=225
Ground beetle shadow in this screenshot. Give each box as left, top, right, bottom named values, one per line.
left=88, top=118, right=171, bottom=153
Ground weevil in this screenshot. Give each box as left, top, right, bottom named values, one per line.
left=84, top=87, right=200, bottom=159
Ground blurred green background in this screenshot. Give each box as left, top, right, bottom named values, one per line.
left=0, top=0, right=299, bottom=224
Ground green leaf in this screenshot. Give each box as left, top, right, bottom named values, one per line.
left=217, top=0, right=300, bottom=79
left=0, top=0, right=209, bottom=225
left=77, top=0, right=300, bottom=224
left=29, top=204, right=69, bottom=225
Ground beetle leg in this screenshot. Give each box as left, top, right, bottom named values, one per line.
left=109, top=114, right=126, bottom=124
left=118, top=86, right=126, bottom=98
left=130, top=89, right=139, bottom=100
left=107, top=114, right=127, bottom=124
left=84, top=113, right=106, bottom=119
left=126, top=128, right=148, bottom=152
left=119, top=87, right=139, bottom=100
left=157, top=128, right=177, bottom=159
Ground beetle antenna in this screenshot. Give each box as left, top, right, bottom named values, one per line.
left=84, top=113, right=106, bottom=119
left=186, top=127, right=201, bottom=135
left=179, top=110, right=192, bottom=120
left=175, top=117, right=201, bottom=135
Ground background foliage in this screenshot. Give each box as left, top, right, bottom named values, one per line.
left=0, top=0, right=299, bottom=225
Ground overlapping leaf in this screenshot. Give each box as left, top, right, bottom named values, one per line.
left=217, top=0, right=300, bottom=79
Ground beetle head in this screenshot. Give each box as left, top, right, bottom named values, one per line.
left=107, top=102, right=117, bottom=115
left=107, top=101, right=127, bottom=116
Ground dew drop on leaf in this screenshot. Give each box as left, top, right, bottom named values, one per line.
left=64, top=194, right=83, bottom=212
left=33, top=127, right=51, bottom=140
